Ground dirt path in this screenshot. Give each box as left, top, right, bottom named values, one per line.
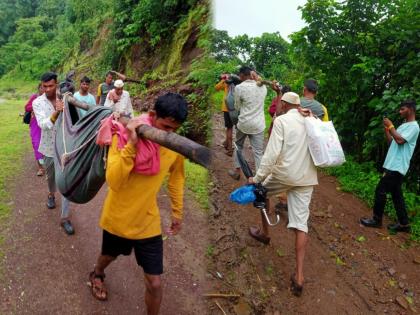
left=207, top=113, right=420, bottom=314
left=0, top=154, right=208, bottom=315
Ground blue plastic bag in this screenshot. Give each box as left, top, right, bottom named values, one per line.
left=230, top=185, right=256, bottom=205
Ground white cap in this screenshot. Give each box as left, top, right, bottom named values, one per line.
left=114, top=79, right=124, bottom=88
left=281, top=92, right=300, bottom=105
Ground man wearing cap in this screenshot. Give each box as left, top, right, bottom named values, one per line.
left=104, top=79, right=134, bottom=118
left=300, top=79, right=326, bottom=120
left=97, top=70, right=126, bottom=106
left=248, top=92, right=317, bottom=297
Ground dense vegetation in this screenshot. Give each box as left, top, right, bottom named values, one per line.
left=0, top=0, right=211, bottom=142
left=209, top=0, right=419, bottom=239
left=0, top=0, right=201, bottom=79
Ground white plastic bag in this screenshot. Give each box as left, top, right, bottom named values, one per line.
left=304, top=117, right=345, bottom=167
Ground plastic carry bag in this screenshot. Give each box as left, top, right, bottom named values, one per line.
left=230, top=185, right=256, bottom=205
left=225, top=83, right=239, bottom=125
left=304, top=116, right=345, bottom=167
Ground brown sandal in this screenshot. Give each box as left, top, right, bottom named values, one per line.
left=249, top=226, right=270, bottom=245
left=290, top=274, right=303, bottom=297
left=88, top=271, right=108, bottom=301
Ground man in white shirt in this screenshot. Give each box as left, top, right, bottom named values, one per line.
left=104, top=79, right=133, bottom=118
left=32, top=72, right=75, bottom=235
left=228, top=66, right=267, bottom=180
left=249, top=92, right=318, bottom=297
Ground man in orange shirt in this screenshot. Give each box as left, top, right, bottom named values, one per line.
left=215, top=74, right=234, bottom=156
left=89, top=93, right=188, bottom=315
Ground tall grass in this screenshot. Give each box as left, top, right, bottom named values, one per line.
left=0, top=98, right=32, bottom=220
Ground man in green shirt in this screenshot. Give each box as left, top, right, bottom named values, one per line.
left=300, top=79, right=325, bottom=119
left=361, top=100, right=419, bottom=233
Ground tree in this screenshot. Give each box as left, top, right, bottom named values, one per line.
left=209, top=29, right=239, bottom=63
left=290, top=0, right=420, bottom=186
left=251, top=32, right=290, bottom=79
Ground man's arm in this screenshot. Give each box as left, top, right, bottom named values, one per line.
left=103, top=91, right=113, bottom=108
left=253, top=119, right=284, bottom=183
left=384, top=127, right=392, bottom=145
left=234, top=86, right=241, bottom=111
left=384, top=118, right=406, bottom=144
left=167, top=155, right=185, bottom=220
left=105, top=135, right=136, bottom=191
left=111, top=70, right=127, bottom=81
left=215, top=80, right=225, bottom=91
left=167, top=154, right=185, bottom=235
left=24, top=94, right=37, bottom=112
left=96, top=84, right=102, bottom=105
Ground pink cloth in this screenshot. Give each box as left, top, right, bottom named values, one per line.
left=96, top=114, right=160, bottom=175
left=25, top=94, right=43, bottom=161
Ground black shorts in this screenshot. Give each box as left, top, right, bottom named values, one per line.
left=223, top=111, right=233, bottom=129
left=101, top=230, right=163, bottom=275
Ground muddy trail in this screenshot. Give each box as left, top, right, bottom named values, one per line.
left=207, top=113, right=420, bottom=315
left=0, top=154, right=208, bottom=315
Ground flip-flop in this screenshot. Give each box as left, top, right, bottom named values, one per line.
left=248, top=226, right=270, bottom=245
left=290, top=274, right=303, bottom=297
left=88, top=271, right=108, bottom=301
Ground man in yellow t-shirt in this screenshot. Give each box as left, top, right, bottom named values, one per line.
left=215, top=75, right=233, bottom=156
left=89, top=93, right=188, bottom=315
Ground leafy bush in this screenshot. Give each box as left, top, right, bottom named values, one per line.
left=291, top=0, right=419, bottom=180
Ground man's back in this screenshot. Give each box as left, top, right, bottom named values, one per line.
left=234, top=80, right=267, bottom=134
left=300, top=97, right=324, bottom=119
left=254, top=109, right=317, bottom=186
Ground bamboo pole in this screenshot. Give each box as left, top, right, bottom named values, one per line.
left=137, top=125, right=211, bottom=168
left=66, top=96, right=211, bottom=168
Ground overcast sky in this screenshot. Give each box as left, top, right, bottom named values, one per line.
left=212, top=0, right=307, bottom=40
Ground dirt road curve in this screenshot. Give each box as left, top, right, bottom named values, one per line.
left=0, top=155, right=208, bottom=315
left=207, top=113, right=420, bottom=315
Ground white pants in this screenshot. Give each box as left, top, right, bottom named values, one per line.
left=263, top=177, right=313, bottom=233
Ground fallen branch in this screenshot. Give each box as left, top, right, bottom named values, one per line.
left=208, top=271, right=264, bottom=304
left=215, top=300, right=227, bottom=315
left=374, top=231, right=401, bottom=246
left=203, top=293, right=240, bottom=298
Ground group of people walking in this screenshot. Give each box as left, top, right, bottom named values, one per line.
left=216, top=65, right=419, bottom=297
left=17, top=64, right=419, bottom=311
left=23, top=71, right=190, bottom=315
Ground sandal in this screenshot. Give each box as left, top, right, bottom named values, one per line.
left=290, top=274, right=303, bottom=297
left=248, top=226, right=270, bottom=245
left=36, top=169, right=45, bottom=177
left=275, top=201, right=288, bottom=212
left=88, top=271, right=108, bottom=301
